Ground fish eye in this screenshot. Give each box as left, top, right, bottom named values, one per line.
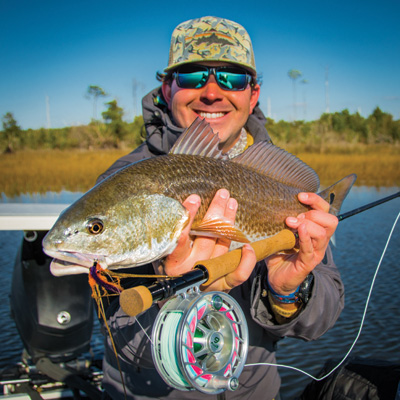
left=87, top=218, right=104, bottom=235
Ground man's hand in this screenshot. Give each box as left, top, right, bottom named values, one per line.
left=160, top=189, right=257, bottom=292
left=266, top=192, right=338, bottom=295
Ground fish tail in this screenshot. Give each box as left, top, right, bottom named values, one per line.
left=318, top=174, right=357, bottom=216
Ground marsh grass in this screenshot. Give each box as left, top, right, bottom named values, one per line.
left=1, top=149, right=129, bottom=197
left=285, top=144, right=400, bottom=188
left=1, top=146, right=399, bottom=198
left=297, top=152, right=399, bottom=187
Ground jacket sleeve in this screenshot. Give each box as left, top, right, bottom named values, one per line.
left=250, top=246, right=345, bottom=341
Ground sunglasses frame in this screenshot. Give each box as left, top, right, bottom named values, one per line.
left=173, top=64, right=254, bottom=91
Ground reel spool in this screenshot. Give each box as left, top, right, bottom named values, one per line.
left=151, top=288, right=248, bottom=394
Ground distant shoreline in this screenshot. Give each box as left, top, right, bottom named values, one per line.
left=1, top=146, right=399, bottom=197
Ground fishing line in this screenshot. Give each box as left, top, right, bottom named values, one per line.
left=157, top=311, right=189, bottom=388
left=245, top=210, right=400, bottom=382
left=134, top=316, right=153, bottom=344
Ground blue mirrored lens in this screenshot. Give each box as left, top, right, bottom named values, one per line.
left=216, top=71, right=248, bottom=90
left=177, top=71, right=209, bottom=89
left=175, top=66, right=250, bottom=91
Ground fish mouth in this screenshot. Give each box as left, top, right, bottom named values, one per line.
left=44, top=249, right=107, bottom=276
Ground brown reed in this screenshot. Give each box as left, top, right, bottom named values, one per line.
left=0, top=149, right=129, bottom=197
left=1, top=146, right=399, bottom=198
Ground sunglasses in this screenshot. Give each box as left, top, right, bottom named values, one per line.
left=173, top=65, right=253, bottom=91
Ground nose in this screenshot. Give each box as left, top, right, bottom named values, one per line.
left=199, top=75, right=224, bottom=103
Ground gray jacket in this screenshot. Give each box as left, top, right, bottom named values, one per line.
left=99, top=87, right=345, bottom=400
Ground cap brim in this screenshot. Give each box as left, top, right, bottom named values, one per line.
left=164, top=60, right=257, bottom=76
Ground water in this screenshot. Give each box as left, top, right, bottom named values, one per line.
left=277, top=186, right=400, bottom=398
left=0, top=187, right=399, bottom=399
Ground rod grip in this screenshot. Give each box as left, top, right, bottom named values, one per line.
left=200, top=229, right=296, bottom=287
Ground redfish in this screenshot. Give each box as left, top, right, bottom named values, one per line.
left=42, top=118, right=356, bottom=276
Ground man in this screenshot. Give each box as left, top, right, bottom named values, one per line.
left=99, top=16, right=344, bottom=400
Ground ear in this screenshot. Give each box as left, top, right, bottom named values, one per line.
left=249, top=83, right=261, bottom=114
left=161, top=81, right=172, bottom=109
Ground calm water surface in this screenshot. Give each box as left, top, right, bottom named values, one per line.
left=0, top=187, right=399, bottom=399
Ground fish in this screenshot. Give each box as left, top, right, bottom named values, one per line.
left=42, top=118, right=356, bottom=276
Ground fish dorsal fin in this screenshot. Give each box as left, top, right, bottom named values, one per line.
left=232, top=142, right=320, bottom=192
left=170, top=118, right=227, bottom=159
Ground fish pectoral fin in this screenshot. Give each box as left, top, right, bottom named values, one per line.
left=190, top=216, right=250, bottom=243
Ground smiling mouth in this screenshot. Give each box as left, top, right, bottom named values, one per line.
left=197, top=111, right=227, bottom=119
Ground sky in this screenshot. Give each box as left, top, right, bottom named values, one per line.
left=1, top=0, right=399, bottom=130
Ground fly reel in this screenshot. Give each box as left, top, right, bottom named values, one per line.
left=151, top=288, right=248, bottom=394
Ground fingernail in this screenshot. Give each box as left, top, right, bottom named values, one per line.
left=188, top=196, right=200, bottom=205
left=299, top=193, right=308, bottom=201
left=287, top=217, right=298, bottom=224
left=228, top=198, right=237, bottom=210
left=243, top=243, right=252, bottom=251
left=219, top=189, right=229, bottom=199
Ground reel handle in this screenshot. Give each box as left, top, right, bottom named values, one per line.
left=120, top=229, right=296, bottom=317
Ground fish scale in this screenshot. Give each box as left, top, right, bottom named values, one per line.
left=145, top=154, right=305, bottom=240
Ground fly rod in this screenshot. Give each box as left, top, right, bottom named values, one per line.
left=338, top=191, right=399, bottom=221
left=120, top=191, right=400, bottom=317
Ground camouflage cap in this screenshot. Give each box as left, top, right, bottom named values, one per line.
left=165, top=16, right=256, bottom=75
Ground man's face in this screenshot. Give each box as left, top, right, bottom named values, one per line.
left=162, top=62, right=260, bottom=152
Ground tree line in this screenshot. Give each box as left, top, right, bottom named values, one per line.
left=1, top=85, right=399, bottom=154
left=266, top=107, right=400, bottom=151
left=0, top=111, right=145, bottom=153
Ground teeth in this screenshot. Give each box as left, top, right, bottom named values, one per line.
left=198, top=112, right=225, bottom=119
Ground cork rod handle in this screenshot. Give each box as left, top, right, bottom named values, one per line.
left=200, top=229, right=296, bottom=286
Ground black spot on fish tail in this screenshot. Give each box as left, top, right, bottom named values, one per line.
left=318, top=174, right=357, bottom=216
